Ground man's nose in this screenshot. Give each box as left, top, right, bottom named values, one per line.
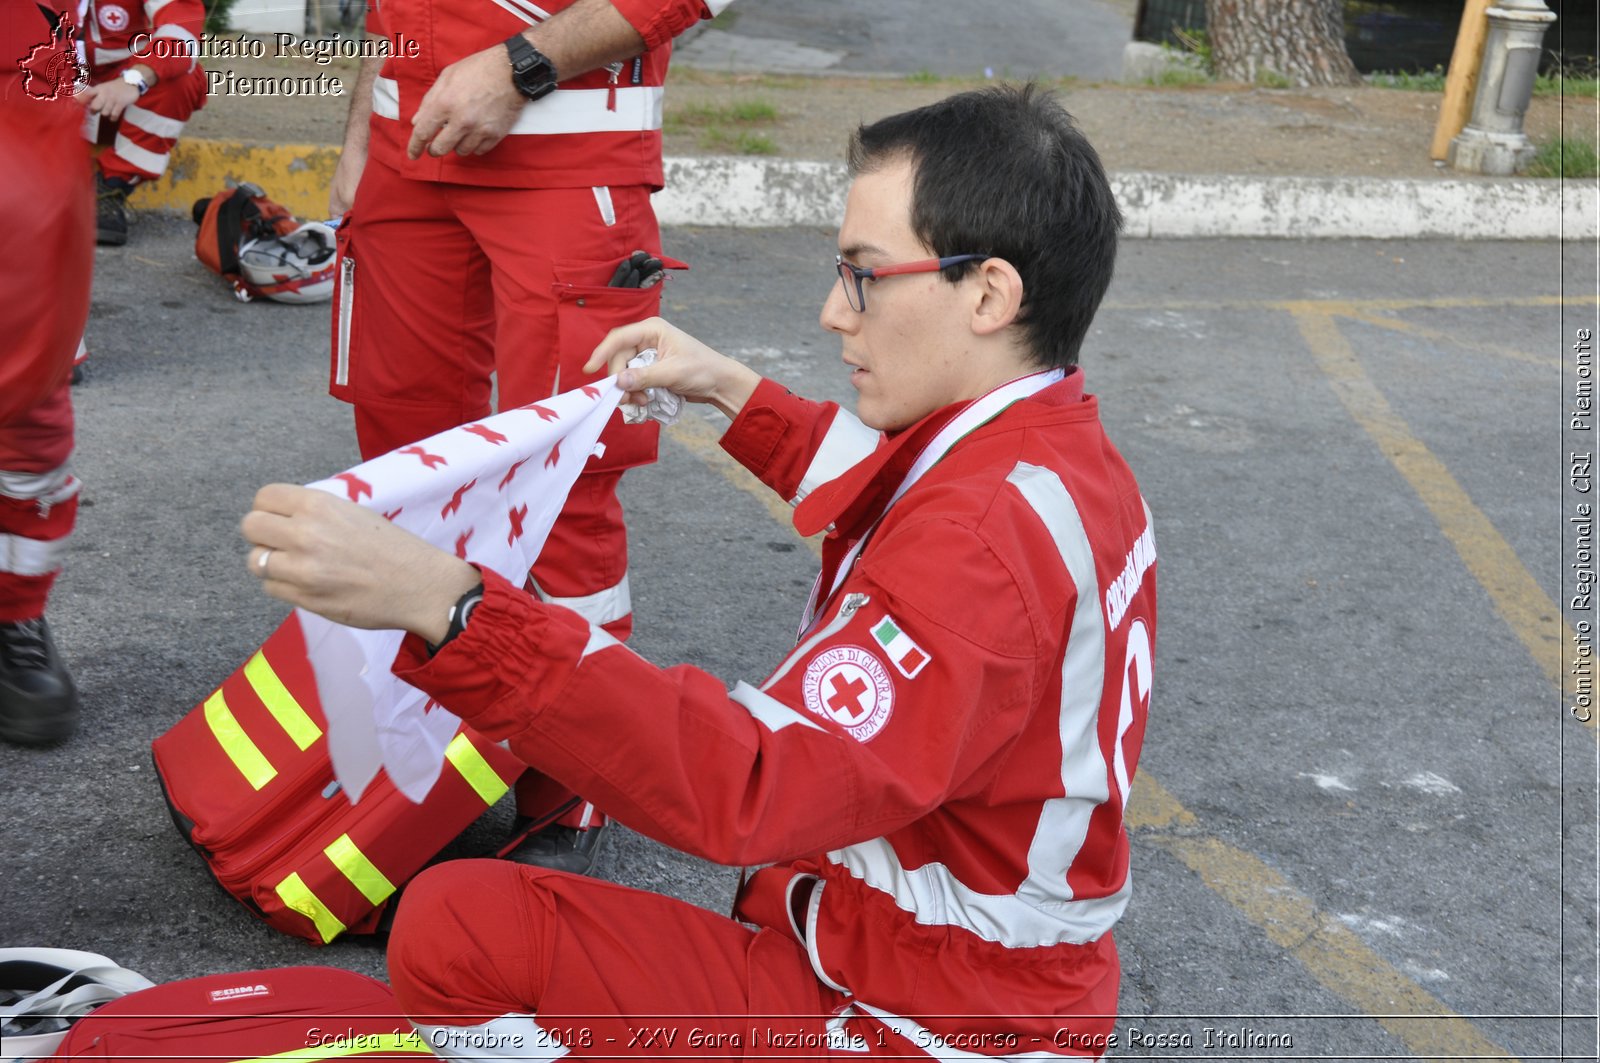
left=820, top=276, right=856, bottom=335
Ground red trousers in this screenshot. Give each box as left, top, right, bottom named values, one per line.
left=89, top=61, right=207, bottom=184
left=331, top=160, right=666, bottom=822
left=0, top=92, right=89, bottom=622
left=388, top=861, right=917, bottom=1060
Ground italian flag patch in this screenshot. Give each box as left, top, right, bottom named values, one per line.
left=871, top=615, right=930, bottom=679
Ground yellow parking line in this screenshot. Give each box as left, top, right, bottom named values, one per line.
left=1292, top=307, right=1577, bottom=725
left=1337, top=309, right=1560, bottom=369
left=664, top=411, right=1517, bottom=1063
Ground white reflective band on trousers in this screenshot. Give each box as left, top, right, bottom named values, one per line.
left=0, top=534, right=68, bottom=577
left=530, top=572, right=631, bottom=627
left=372, top=77, right=665, bottom=135
left=0, top=465, right=77, bottom=504
left=413, top=1016, right=571, bottom=1061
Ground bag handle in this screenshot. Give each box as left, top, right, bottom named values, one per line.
left=0, top=961, right=153, bottom=1022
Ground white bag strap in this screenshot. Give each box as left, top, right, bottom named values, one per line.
left=0, top=962, right=152, bottom=1021
left=0, top=948, right=155, bottom=1061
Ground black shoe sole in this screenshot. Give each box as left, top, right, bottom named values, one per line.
left=96, top=228, right=128, bottom=246
left=0, top=704, right=80, bottom=746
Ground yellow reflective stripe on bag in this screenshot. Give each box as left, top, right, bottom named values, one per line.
left=205, top=691, right=277, bottom=790
left=443, top=732, right=510, bottom=806
left=244, top=651, right=322, bottom=751
left=230, top=1032, right=432, bottom=1061
left=274, top=872, right=346, bottom=944
left=324, top=833, right=396, bottom=907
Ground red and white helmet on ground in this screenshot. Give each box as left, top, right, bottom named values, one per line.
left=236, top=222, right=338, bottom=304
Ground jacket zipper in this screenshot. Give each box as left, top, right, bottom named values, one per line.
left=605, top=61, right=622, bottom=110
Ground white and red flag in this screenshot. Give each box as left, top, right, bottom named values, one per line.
left=294, top=381, right=626, bottom=803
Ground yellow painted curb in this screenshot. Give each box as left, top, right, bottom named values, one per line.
left=128, top=138, right=341, bottom=221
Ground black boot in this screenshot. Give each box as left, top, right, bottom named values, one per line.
left=503, top=817, right=611, bottom=876
left=0, top=617, right=80, bottom=746
left=95, top=171, right=129, bottom=246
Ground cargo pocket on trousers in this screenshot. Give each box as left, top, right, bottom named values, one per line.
left=551, top=255, right=686, bottom=472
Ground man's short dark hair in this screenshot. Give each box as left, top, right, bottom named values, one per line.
left=847, top=84, right=1121, bottom=370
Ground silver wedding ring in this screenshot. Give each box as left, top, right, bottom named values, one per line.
left=258, top=548, right=272, bottom=575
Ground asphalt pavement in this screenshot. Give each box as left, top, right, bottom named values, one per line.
left=0, top=218, right=1594, bottom=1061
left=675, top=0, right=1133, bottom=80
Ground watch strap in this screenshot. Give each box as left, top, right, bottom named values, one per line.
left=120, top=68, right=150, bottom=95
left=504, top=34, right=558, bottom=102
left=427, top=583, right=486, bottom=656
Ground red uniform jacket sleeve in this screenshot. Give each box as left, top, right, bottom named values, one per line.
left=610, top=0, right=723, bottom=51
left=393, top=505, right=1050, bottom=868
left=131, top=0, right=206, bottom=85
left=721, top=377, right=883, bottom=507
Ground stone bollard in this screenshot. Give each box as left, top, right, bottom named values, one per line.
left=1448, top=0, right=1557, bottom=175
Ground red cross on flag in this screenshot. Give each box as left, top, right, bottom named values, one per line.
left=282, top=380, right=626, bottom=802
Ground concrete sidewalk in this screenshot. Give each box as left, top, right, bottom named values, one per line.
left=131, top=137, right=1597, bottom=240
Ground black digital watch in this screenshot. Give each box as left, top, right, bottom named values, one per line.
left=505, top=34, right=559, bottom=102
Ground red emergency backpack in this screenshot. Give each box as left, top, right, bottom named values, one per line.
left=48, top=966, right=433, bottom=1062
left=151, top=613, right=526, bottom=945
left=192, top=184, right=337, bottom=304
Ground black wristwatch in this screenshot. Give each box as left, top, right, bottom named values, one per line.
left=427, top=583, right=486, bottom=656
left=505, top=34, right=558, bottom=102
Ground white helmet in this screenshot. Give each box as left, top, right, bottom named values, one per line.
left=0, top=947, right=153, bottom=1061
left=236, top=222, right=338, bottom=304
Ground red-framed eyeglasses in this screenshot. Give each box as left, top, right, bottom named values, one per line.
left=834, top=253, right=991, bottom=312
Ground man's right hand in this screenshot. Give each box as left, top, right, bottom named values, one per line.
left=586, top=317, right=762, bottom=422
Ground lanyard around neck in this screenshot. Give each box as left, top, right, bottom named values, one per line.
left=797, top=368, right=1065, bottom=633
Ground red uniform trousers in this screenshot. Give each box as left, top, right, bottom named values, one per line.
left=0, top=91, right=89, bottom=623
left=0, top=386, right=79, bottom=623
left=89, top=61, right=206, bottom=185
left=333, top=159, right=665, bottom=825
left=389, top=861, right=918, bottom=1060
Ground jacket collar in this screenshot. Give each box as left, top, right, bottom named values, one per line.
left=793, top=368, right=1084, bottom=542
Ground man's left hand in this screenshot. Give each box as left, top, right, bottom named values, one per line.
left=242, top=484, right=481, bottom=644
left=406, top=44, right=525, bottom=159
left=81, top=78, right=140, bottom=122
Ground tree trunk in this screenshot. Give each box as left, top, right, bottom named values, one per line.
left=1206, top=0, right=1361, bottom=87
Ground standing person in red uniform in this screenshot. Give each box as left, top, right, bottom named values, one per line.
left=1, top=1, right=94, bottom=745
left=78, top=0, right=207, bottom=244
left=328, top=0, right=733, bottom=871
left=246, top=85, right=1153, bottom=1059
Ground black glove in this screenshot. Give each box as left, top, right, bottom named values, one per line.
left=607, top=249, right=665, bottom=289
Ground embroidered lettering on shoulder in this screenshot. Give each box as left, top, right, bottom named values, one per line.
left=869, top=614, right=930, bottom=679
left=1105, top=523, right=1157, bottom=631
left=802, top=646, right=895, bottom=741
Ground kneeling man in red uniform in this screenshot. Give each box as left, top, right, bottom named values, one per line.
left=243, top=85, right=1156, bottom=1060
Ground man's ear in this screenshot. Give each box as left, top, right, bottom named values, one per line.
left=970, top=258, right=1024, bottom=337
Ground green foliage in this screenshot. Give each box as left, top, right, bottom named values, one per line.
left=1147, top=26, right=1211, bottom=86
left=1171, top=27, right=1211, bottom=71
left=1150, top=65, right=1211, bottom=88
left=727, top=99, right=779, bottom=122
left=663, top=97, right=781, bottom=154
left=1521, top=137, right=1600, bottom=179
left=203, top=0, right=237, bottom=33
left=1255, top=68, right=1292, bottom=89
left=905, top=68, right=942, bottom=84
left=1366, top=66, right=1447, bottom=92
left=664, top=98, right=780, bottom=133
left=696, top=128, right=778, bottom=155
left=1533, top=69, right=1600, bottom=99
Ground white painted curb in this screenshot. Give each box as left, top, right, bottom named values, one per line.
left=656, top=156, right=1597, bottom=240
